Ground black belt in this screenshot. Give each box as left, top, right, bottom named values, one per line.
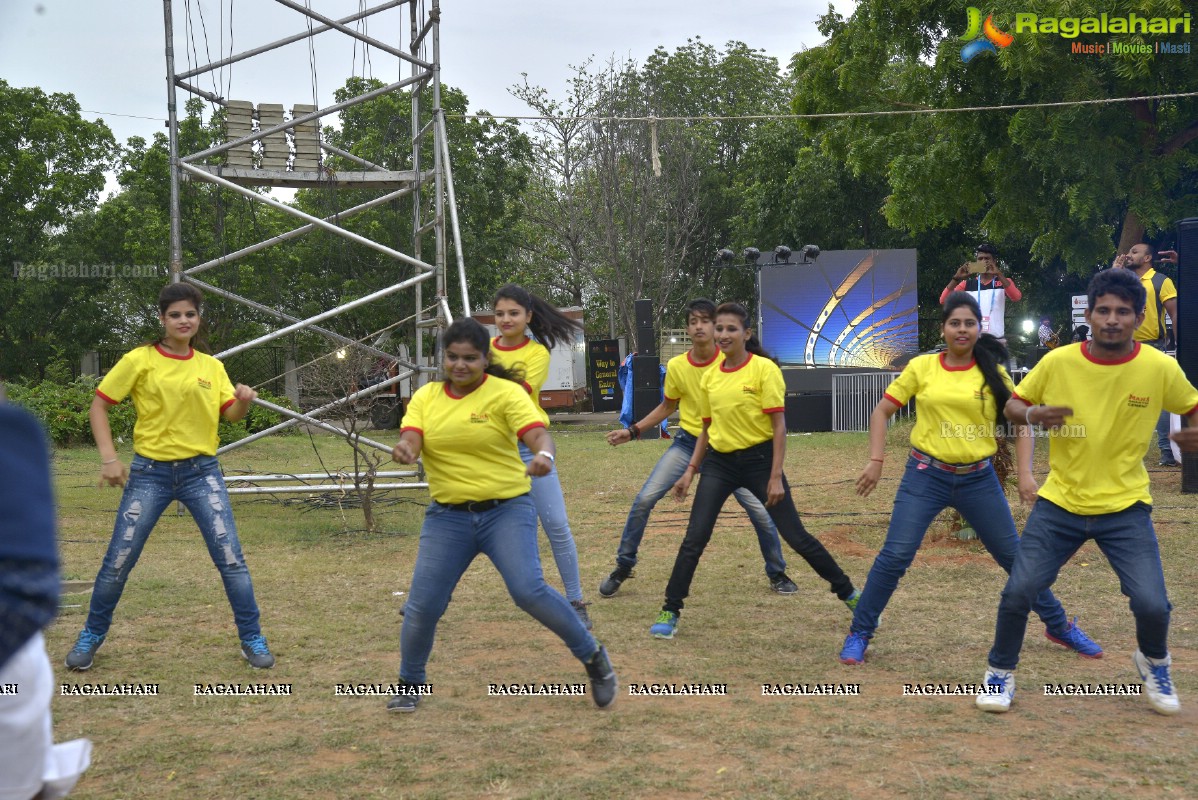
left=440, top=494, right=526, bottom=512
left=910, top=449, right=989, bottom=474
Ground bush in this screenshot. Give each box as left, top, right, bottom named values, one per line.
left=8, top=378, right=299, bottom=448
left=7, top=376, right=136, bottom=446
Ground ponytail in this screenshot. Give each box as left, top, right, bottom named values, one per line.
left=942, top=292, right=1008, bottom=427
left=493, top=284, right=581, bottom=351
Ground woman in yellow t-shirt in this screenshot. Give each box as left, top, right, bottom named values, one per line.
left=64, top=283, right=274, bottom=671
left=651, top=303, right=858, bottom=639
left=387, top=318, right=616, bottom=712
left=489, top=284, right=591, bottom=628
left=838, top=292, right=1101, bottom=665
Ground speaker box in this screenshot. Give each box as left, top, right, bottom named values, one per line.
left=637, top=326, right=656, bottom=357
left=635, top=299, right=654, bottom=329
left=631, top=356, right=660, bottom=390
left=631, top=387, right=662, bottom=439
left=783, top=394, right=833, bottom=433
left=1176, top=217, right=1198, bottom=492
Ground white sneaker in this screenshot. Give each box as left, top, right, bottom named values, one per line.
left=976, top=668, right=1015, bottom=713
left=1133, top=650, right=1180, bottom=715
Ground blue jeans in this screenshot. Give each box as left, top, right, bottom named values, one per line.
left=615, top=429, right=787, bottom=576
left=1156, top=411, right=1175, bottom=462
left=518, top=442, right=583, bottom=602
left=399, top=495, right=598, bottom=684
left=663, top=441, right=854, bottom=614
left=84, top=454, right=262, bottom=640
left=988, top=499, right=1170, bottom=669
left=850, top=454, right=1068, bottom=638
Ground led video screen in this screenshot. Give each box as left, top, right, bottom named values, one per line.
left=758, top=249, right=918, bottom=369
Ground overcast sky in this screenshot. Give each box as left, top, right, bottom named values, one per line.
left=1, top=0, right=855, bottom=175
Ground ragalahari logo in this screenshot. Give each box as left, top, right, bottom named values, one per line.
left=960, top=7, right=1014, bottom=62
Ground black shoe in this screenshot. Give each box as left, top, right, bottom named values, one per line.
left=1159, top=458, right=1179, bottom=468
left=584, top=645, right=617, bottom=709
left=386, top=680, right=424, bottom=713
left=571, top=599, right=594, bottom=630
left=770, top=573, right=798, bottom=595
left=598, top=565, right=633, bottom=598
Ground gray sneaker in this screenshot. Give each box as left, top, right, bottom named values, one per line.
left=386, top=681, right=424, bottom=713
left=599, top=565, right=632, bottom=597
left=65, top=630, right=105, bottom=671
left=584, top=645, right=617, bottom=709
left=571, top=599, right=594, bottom=630
left=240, top=634, right=276, bottom=669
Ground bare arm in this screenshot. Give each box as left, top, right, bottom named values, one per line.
left=1164, top=297, right=1178, bottom=334
left=521, top=426, right=556, bottom=477
left=855, top=398, right=900, bottom=497
left=90, top=394, right=127, bottom=488
left=1013, top=423, right=1038, bottom=504
left=391, top=429, right=424, bottom=464
left=671, top=419, right=710, bottom=501
left=607, top=398, right=679, bottom=446
left=221, top=384, right=258, bottom=423
left=765, top=412, right=788, bottom=507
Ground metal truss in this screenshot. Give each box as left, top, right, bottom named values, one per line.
left=162, top=0, right=466, bottom=495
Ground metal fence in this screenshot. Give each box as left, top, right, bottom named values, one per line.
left=832, top=372, right=908, bottom=432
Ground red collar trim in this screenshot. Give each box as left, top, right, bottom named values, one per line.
left=1082, top=340, right=1140, bottom=365
left=939, top=352, right=975, bottom=372
left=155, top=344, right=194, bottom=360
left=491, top=336, right=530, bottom=352
left=687, top=349, right=719, bottom=368
left=443, top=374, right=488, bottom=399
left=720, top=352, right=753, bottom=373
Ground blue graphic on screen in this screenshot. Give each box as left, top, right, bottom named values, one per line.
left=758, top=249, right=918, bottom=368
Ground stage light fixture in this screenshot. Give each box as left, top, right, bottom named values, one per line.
left=774, top=245, right=792, bottom=262
left=742, top=247, right=761, bottom=264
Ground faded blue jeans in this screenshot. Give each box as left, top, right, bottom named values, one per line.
left=399, top=495, right=598, bottom=684
left=615, top=429, right=787, bottom=577
left=519, top=442, right=583, bottom=602
left=83, top=454, right=262, bottom=640
left=989, top=499, right=1170, bottom=669
left=850, top=454, right=1069, bottom=639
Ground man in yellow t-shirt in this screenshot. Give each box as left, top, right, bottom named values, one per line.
left=1114, top=243, right=1181, bottom=466
left=977, top=268, right=1198, bottom=717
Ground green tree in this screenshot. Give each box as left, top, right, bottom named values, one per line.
left=0, top=81, right=116, bottom=380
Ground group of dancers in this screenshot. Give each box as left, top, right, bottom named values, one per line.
left=61, top=266, right=1198, bottom=717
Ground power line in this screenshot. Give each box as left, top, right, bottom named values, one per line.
left=447, top=90, right=1198, bottom=123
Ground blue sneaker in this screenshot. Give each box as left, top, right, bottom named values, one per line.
left=839, top=631, right=868, bottom=665
left=65, top=630, right=105, bottom=671
left=1046, top=617, right=1103, bottom=659
left=650, top=610, right=679, bottom=639
left=240, top=634, right=276, bottom=669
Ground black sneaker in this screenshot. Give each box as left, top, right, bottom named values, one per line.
left=240, top=634, right=276, bottom=669
left=386, top=680, right=424, bottom=713
left=598, top=565, right=633, bottom=597
left=65, top=630, right=105, bottom=671
left=584, top=645, right=617, bottom=709
left=571, top=599, right=594, bottom=630
left=770, top=573, right=798, bottom=595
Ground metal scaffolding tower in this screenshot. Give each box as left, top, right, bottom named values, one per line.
left=162, top=0, right=467, bottom=496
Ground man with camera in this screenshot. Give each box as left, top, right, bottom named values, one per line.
left=940, top=243, right=1023, bottom=346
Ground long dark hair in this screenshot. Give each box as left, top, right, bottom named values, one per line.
left=942, top=292, right=1009, bottom=427
left=151, top=282, right=209, bottom=352
left=492, top=284, right=581, bottom=351
left=442, top=318, right=525, bottom=386
left=715, top=302, right=773, bottom=360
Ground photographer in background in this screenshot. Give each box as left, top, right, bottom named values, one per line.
left=940, top=243, right=1023, bottom=347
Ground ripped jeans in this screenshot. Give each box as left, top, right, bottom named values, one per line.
left=83, top=454, right=262, bottom=640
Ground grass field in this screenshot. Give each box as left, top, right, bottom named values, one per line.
left=43, top=423, right=1198, bottom=799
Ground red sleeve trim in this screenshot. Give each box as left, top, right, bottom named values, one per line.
left=1011, top=392, right=1028, bottom=404
left=882, top=392, right=903, bottom=407
left=96, top=389, right=119, bottom=405
left=521, top=381, right=533, bottom=395
left=220, top=398, right=237, bottom=412
left=400, top=426, right=424, bottom=435
left=701, top=417, right=711, bottom=424
left=1183, top=403, right=1198, bottom=418
left=517, top=421, right=547, bottom=438
left=762, top=407, right=784, bottom=414
left=664, top=393, right=681, bottom=402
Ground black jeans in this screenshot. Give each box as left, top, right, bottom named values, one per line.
left=664, top=441, right=854, bottom=614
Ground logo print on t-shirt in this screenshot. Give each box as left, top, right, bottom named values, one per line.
left=1127, top=393, right=1150, bottom=409
left=469, top=412, right=490, bottom=424
left=741, top=385, right=758, bottom=395
left=197, top=377, right=212, bottom=390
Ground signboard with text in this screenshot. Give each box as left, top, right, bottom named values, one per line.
left=587, top=339, right=622, bottom=412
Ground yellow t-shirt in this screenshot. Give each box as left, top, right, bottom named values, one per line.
left=698, top=353, right=786, bottom=453
left=884, top=352, right=1014, bottom=464
left=401, top=374, right=546, bottom=505
left=490, top=336, right=551, bottom=425
left=1133, top=268, right=1178, bottom=343
left=96, top=344, right=236, bottom=461
left=1013, top=342, right=1198, bottom=515
left=663, top=349, right=722, bottom=437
